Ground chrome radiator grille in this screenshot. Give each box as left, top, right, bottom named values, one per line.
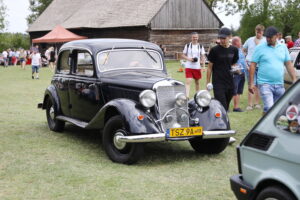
left=156, top=85, right=189, bottom=130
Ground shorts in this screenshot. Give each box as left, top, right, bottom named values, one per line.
left=32, top=65, right=40, bottom=73
left=20, top=58, right=25, bottom=63
left=233, top=74, right=245, bottom=95
left=185, top=68, right=201, bottom=80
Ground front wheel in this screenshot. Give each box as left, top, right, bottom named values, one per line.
left=256, top=185, right=296, bottom=200
left=102, top=115, right=144, bottom=164
left=189, top=137, right=229, bottom=154
left=46, top=97, right=65, bottom=132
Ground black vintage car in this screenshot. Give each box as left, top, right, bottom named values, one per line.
left=38, top=39, right=235, bottom=164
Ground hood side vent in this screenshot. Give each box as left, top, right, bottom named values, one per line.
left=244, top=133, right=275, bottom=151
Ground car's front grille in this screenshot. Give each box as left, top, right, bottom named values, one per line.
left=156, top=85, right=189, bottom=130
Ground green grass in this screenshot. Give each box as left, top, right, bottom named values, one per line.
left=0, top=63, right=261, bottom=200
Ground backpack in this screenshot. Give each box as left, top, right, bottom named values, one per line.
left=185, top=42, right=203, bottom=56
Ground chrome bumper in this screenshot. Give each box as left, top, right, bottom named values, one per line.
left=116, top=130, right=236, bottom=143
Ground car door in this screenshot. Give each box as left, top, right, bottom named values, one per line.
left=52, top=49, right=72, bottom=117
left=68, top=49, right=104, bottom=122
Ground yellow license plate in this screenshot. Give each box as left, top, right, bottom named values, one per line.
left=167, top=127, right=203, bottom=138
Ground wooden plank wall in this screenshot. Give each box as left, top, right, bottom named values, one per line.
left=149, top=29, right=218, bottom=59
left=151, top=0, right=221, bottom=29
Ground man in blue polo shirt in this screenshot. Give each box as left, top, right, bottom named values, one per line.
left=249, top=26, right=297, bottom=114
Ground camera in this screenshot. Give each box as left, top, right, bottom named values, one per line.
left=192, top=57, right=198, bottom=62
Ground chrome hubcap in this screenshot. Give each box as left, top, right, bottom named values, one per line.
left=113, top=132, right=126, bottom=150
left=49, top=106, right=55, bottom=120
left=265, top=198, right=278, bottom=200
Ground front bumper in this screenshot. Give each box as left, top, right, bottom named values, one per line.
left=116, top=130, right=236, bottom=143
left=230, top=174, right=256, bottom=200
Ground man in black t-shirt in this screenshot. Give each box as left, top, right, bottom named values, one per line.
left=206, top=27, right=239, bottom=111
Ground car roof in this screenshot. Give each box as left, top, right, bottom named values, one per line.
left=61, top=38, right=162, bottom=54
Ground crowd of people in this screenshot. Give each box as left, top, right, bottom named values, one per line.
left=1, top=45, right=57, bottom=79
left=181, top=25, right=297, bottom=116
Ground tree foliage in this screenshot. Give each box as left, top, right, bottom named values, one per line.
left=0, top=0, right=7, bottom=32
left=237, top=0, right=300, bottom=41
left=0, top=33, right=30, bottom=52
left=272, top=0, right=300, bottom=37
left=204, top=0, right=249, bottom=15
left=27, top=0, right=53, bottom=25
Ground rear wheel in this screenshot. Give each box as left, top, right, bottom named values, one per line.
left=256, top=185, right=296, bottom=200
left=103, top=115, right=144, bottom=164
left=46, top=97, right=65, bottom=132
left=189, top=137, right=229, bottom=154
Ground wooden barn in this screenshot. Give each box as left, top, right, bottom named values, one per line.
left=28, top=0, right=223, bottom=58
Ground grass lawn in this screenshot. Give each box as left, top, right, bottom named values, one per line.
left=0, top=63, right=261, bottom=200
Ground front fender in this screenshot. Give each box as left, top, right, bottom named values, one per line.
left=253, top=168, right=300, bottom=199
left=87, top=99, right=161, bottom=135
left=42, top=85, right=61, bottom=113
left=188, top=99, right=229, bottom=130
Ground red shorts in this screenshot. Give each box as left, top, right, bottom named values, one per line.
left=185, top=68, right=201, bottom=80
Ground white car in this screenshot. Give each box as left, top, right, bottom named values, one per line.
left=284, top=47, right=300, bottom=89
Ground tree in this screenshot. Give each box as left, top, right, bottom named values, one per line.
left=272, top=0, right=300, bottom=38
left=27, top=0, right=53, bottom=25
left=204, top=0, right=249, bottom=16
left=0, top=33, right=30, bottom=51
left=237, top=0, right=300, bottom=41
left=237, top=0, right=273, bottom=41
left=0, top=0, right=7, bottom=32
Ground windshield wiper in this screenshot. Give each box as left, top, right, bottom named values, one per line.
left=143, top=46, right=157, bottom=63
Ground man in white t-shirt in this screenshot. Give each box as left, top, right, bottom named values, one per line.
left=243, top=24, right=266, bottom=111
left=2, top=50, right=8, bottom=67
left=31, top=50, right=41, bottom=79
left=181, top=32, right=205, bottom=97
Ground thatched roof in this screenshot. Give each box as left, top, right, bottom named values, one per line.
left=28, top=0, right=168, bottom=32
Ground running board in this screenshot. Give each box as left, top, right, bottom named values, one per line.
left=56, top=116, right=88, bottom=128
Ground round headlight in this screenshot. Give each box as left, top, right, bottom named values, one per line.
left=175, top=93, right=187, bottom=107
left=194, top=90, right=211, bottom=107
left=139, top=90, right=156, bottom=108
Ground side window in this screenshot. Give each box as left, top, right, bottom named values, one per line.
left=276, top=94, right=300, bottom=134
left=57, top=50, right=71, bottom=74
left=74, top=51, right=94, bottom=77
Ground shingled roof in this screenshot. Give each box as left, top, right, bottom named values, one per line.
left=28, top=0, right=169, bottom=32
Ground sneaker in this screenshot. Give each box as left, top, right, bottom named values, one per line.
left=254, top=104, right=261, bottom=109
left=229, top=137, right=236, bottom=145
left=233, top=108, right=243, bottom=112
left=246, top=105, right=253, bottom=111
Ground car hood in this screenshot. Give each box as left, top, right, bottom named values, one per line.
left=100, top=73, right=169, bottom=89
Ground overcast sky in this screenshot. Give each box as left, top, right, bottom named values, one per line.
left=3, top=0, right=241, bottom=33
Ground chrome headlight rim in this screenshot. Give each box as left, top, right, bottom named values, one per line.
left=194, top=90, right=211, bottom=107
left=175, top=92, right=187, bottom=107
left=139, top=89, right=156, bottom=108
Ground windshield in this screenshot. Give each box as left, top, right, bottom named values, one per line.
left=97, top=49, right=163, bottom=72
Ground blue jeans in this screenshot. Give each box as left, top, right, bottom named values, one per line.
left=258, top=84, right=285, bottom=113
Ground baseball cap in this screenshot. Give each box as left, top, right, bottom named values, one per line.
left=218, top=27, right=232, bottom=38
left=264, top=26, right=278, bottom=38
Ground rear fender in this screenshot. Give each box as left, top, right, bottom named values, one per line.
left=87, top=99, right=161, bottom=134
left=188, top=99, right=229, bottom=130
